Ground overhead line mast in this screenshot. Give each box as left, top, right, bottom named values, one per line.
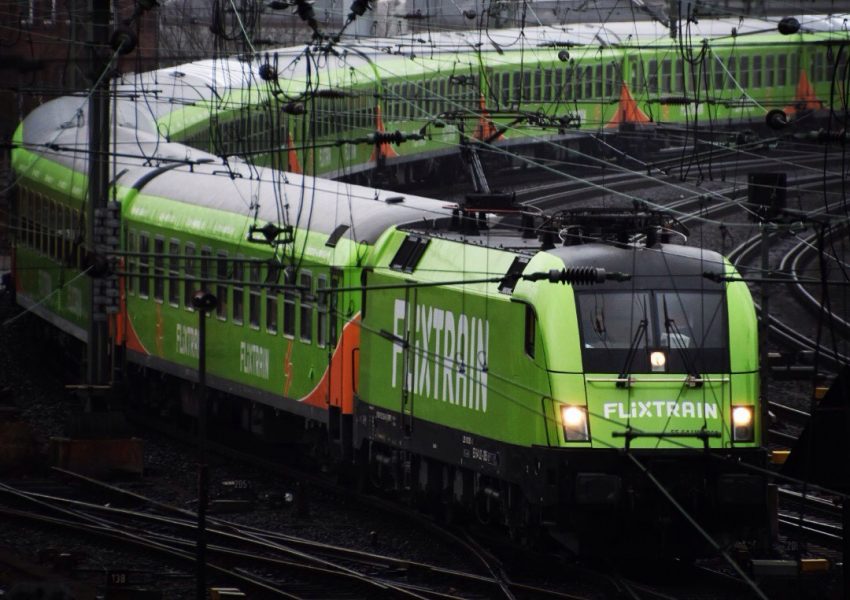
left=86, top=0, right=112, bottom=386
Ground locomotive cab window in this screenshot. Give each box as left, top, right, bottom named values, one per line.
left=575, top=291, right=728, bottom=374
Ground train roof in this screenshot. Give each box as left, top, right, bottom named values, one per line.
left=549, top=243, right=726, bottom=290
left=15, top=97, right=453, bottom=244
left=82, top=14, right=850, bottom=135
left=14, top=15, right=849, bottom=249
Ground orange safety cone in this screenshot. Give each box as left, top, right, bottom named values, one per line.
left=287, top=131, right=302, bottom=174
left=784, top=70, right=823, bottom=114
left=369, top=104, right=398, bottom=162
left=605, top=82, right=650, bottom=128
left=473, top=95, right=502, bottom=142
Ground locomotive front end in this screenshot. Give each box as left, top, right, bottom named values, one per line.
left=529, top=242, right=768, bottom=554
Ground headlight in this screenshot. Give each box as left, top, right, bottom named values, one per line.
left=649, top=350, right=666, bottom=372
left=561, top=405, right=589, bottom=442
left=732, top=405, right=754, bottom=442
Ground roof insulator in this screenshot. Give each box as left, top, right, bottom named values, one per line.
left=258, top=63, right=277, bottom=81
left=778, top=17, right=801, bottom=35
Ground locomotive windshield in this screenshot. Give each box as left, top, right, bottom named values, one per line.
left=575, top=291, right=728, bottom=374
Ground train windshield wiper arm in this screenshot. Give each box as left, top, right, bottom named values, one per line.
left=617, top=317, right=647, bottom=387
left=662, top=297, right=701, bottom=381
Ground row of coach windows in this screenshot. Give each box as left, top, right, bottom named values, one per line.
left=126, top=230, right=334, bottom=346
left=16, top=186, right=83, bottom=266
left=629, top=49, right=846, bottom=96
left=483, top=64, right=619, bottom=106
left=176, top=53, right=811, bottom=149
left=176, top=49, right=844, bottom=152
left=382, top=48, right=843, bottom=116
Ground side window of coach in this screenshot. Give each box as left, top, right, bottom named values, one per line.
left=300, top=271, right=313, bottom=343
left=168, top=239, right=180, bottom=307
left=232, top=254, right=245, bottom=325
left=216, top=250, right=228, bottom=321
left=283, top=285, right=296, bottom=338
left=184, top=243, right=196, bottom=310
left=266, top=266, right=278, bottom=334
left=127, top=230, right=136, bottom=296
left=317, top=274, right=328, bottom=348
left=153, top=236, right=165, bottom=302
left=249, top=260, right=261, bottom=329
left=139, top=233, right=150, bottom=298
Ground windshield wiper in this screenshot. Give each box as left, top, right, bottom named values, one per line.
left=617, top=316, right=647, bottom=388
left=593, top=305, right=606, bottom=337
left=662, top=297, right=701, bottom=384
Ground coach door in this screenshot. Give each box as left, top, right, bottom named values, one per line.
left=326, top=268, right=355, bottom=457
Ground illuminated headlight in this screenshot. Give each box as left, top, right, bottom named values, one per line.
left=732, top=405, right=754, bottom=442
left=649, top=351, right=666, bottom=372
left=561, top=405, right=589, bottom=442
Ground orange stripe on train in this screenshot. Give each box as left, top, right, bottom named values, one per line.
left=296, top=314, right=361, bottom=412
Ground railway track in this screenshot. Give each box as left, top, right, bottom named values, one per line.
left=2, top=474, right=548, bottom=599
left=777, top=487, right=845, bottom=552
left=512, top=147, right=843, bottom=214
left=779, top=223, right=850, bottom=341
left=43, top=418, right=605, bottom=600
left=513, top=144, right=849, bottom=377
left=727, top=202, right=850, bottom=371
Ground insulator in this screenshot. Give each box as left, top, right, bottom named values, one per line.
left=368, top=130, right=407, bottom=145
left=294, top=0, right=315, bottom=22
left=313, top=88, right=351, bottom=98
left=765, top=109, right=788, bottom=130
left=110, top=27, right=137, bottom=55
left=282, top=102, right=305, bottom=115
left=553, top=267, right=606, bottom=285
left=349, top=0, right=373, bottom=17
left=258, top=63, right=277, bottom=81
left=778, top=17, right=801, bottom=35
